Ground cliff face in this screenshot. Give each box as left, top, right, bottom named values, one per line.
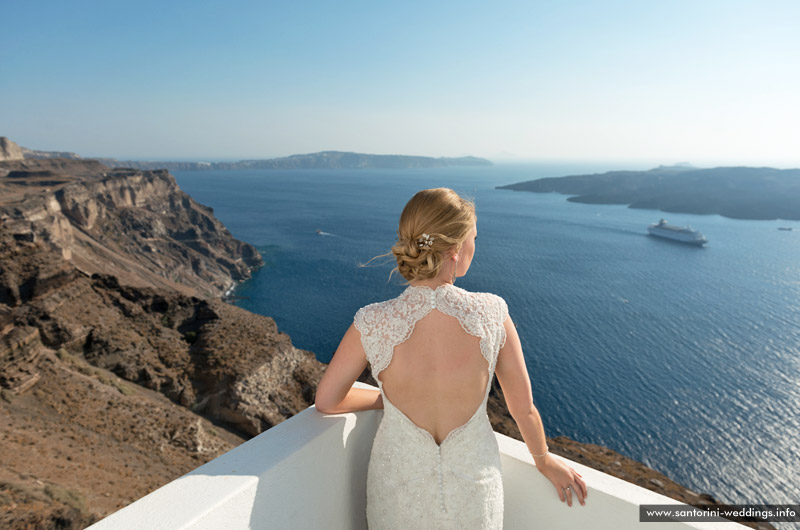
left=0, top=137, right=24, bottom=161
left=0, top=157, right=325, bottom=528
left=0, top=158, right=262, bottom=301
left=0, top=136, right=81, bottom=161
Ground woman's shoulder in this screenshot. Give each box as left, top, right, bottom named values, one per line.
left=353, top=294, right=402, bottom=333
left=355, top=291, right=405, bottom=314
left=455, top=286, right=509, bottom=320
left=456, top=284, right=506, bottom=302
left=353, top=298, right=385, bottom=319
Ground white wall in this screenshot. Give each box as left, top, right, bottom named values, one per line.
left=89, top=382, right=744, bottom=530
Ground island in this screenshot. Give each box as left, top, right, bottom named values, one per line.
left=96, top=151, right=493, bottom=171
left=2, top=136, right=493, bottom=171
left=497, top=164, right=800, bottom=221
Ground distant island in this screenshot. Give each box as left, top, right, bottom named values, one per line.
left=497, top=164, right=800, bottom=221
left=0, top=137, right=492, bottom=171
left=95, top=151, right=492, bottom=171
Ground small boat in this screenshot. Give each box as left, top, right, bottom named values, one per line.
left=647, top=219, right=708, bottom=246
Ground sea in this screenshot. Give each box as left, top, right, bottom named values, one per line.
left=173, top=163, right=799, bottom=512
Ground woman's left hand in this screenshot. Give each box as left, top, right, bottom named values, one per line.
left=536, top=454, right=587, bottom=507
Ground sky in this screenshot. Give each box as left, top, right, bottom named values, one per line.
left=2, top=0, right=799, bottom=166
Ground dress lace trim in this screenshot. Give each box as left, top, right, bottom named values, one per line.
left=354, top=283, right=509, bottom=447
left=354, top=283, right=508, bottom=377
left=381, top=383, right=489, bottom=448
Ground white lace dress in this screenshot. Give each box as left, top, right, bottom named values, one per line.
left=354, top=283, right=508, bottom=529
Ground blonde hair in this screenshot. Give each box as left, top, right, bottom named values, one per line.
left=371, top=188, right=476, bottom=283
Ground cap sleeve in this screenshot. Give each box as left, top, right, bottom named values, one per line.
left=354, top=305, right=369, bottom=336
left=353, top=304, right=386, bottom=378
left=493, top=294, right=509, bottom=350
left=498, top=295, right=509, bottom=324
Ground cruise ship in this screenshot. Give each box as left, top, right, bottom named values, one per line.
left=648, top=219, right=708, bottom=246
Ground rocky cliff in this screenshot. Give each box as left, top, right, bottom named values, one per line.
left=0, top=136, right=82, bottom=162
left=0, top=157, right=324, bottom=528
left=0, top=158, right=262, bottom=300
left=0, top=137, right=24, bottom=162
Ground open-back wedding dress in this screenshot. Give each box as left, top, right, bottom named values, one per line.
left=354, top=283, right=508, bottom=529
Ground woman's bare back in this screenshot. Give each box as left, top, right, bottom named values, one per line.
left=378, top=309, right=490, bottom=445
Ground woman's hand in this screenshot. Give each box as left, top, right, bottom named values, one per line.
left=536, top=454, right=587, bottom=507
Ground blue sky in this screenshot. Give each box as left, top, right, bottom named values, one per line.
left=2, top=0, right=799, bottom=165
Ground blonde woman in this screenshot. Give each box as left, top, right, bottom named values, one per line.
left=315, top=188, right=587, bottom=529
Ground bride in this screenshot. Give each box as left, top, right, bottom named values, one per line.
left=315, top=188, right=587, bottom=528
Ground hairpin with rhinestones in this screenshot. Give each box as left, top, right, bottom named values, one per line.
left=417, top=233, right=434, bottom=249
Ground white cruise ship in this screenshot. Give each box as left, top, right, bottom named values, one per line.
left=648, top=219, right=708, bottom=246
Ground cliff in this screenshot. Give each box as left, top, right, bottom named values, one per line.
left=498, top=165, right=800, bottom=221
left=0, top=157, right=325, bottom=528
left=0, top=136, right=82, bottom=161
left=0, top=158, right=262, bottom=300
left=0, top=137, right=24, bottom=161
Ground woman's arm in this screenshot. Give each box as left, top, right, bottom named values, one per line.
left=314, top=323, right=384, bottom=414
left=495, top=315, right=587, bottom=507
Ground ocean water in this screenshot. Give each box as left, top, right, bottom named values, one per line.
left=173, top=164, right=800, bottom=509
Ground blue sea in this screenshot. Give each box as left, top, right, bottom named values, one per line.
left=173, top=164, right=800, bottom=510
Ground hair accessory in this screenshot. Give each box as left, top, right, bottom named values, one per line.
left=417, top=233, right=434, bottom=249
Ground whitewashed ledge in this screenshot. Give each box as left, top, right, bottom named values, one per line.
left=89, top=382, right=745, bottom=529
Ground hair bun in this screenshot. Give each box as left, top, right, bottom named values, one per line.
left=388, top=188, right=475, bottom=282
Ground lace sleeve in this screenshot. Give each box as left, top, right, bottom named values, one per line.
left=353, top=303, right=389, bottom=377
left=354, top=306, right=368, bottom=335
left=498, top=296, right=509, bottom=323
left=494, top=294, right=509, bottom=350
